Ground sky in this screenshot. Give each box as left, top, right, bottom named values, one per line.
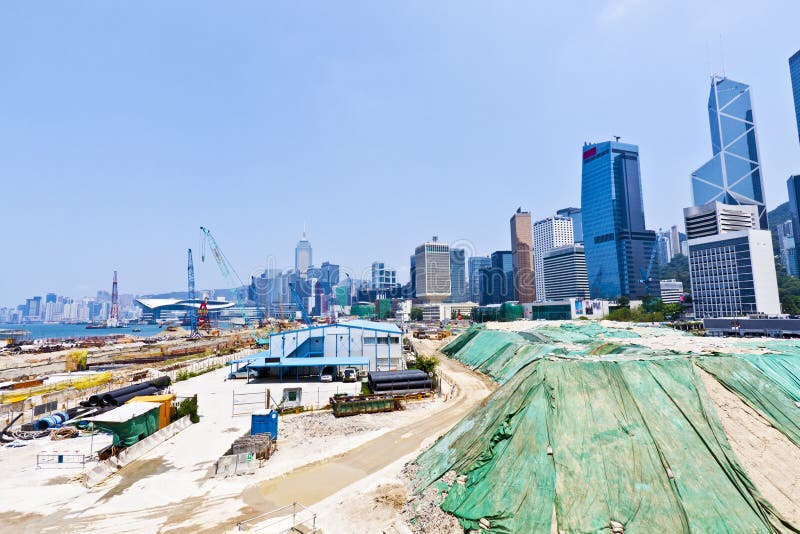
left=2, top=1, right=800, bottom=306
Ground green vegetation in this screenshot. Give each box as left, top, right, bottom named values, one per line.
left=174, top=395, right=199, bottom=423
left=658, top=254, right=690, bottom=292
left=410, top=307, right=423, bottom=321
left=175, top=363, right=224, bottom=382
left=410, top=353, right=439, bottom=374
left=360, top=381, right=371, bottom=395
left=607, top=297, right=685, bottom=322
left=777, top=267, right=800, bottom=315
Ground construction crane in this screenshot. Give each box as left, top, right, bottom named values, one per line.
left=638, top=242, right=660, bottom=297
left=200, top=226, right=253, bottom=327
left=187, top=249, right=201, bottom=338
left=289, top=282, right=311, bottom=326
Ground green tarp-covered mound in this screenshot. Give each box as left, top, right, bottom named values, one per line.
left=413, top=327, right=800, bottom=533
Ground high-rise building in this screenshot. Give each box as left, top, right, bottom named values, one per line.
left=409, top=255, right=416, bottom=298
left=790, top=50, right=800, bottom=144
left=556, top=207, right=583, bottom=243
left=533, top=215, right=574, bottom=301
left=691, top=76, right=768, bottom=229
left=478, top=251, right=514, bottom=305
left=787, top=176, right=800, bottom=276
left=669, top=225, right=681, bottom=257
left=468, top=256, right=491, bottom=303
left=659, top=279, right=684, bottom=304
left=295, top=231, right=313, bottom=276
left=684, top=202, right=779, bottom=318
left=542, top=244, right=589, bottom=300
left=448, top=248, right=467, bottom=303
left=371, top=262, right=397, bottom=290
left=777, top=220, right=799, bottom=277
left=655, top=231, right=673, bottom=266
left=510, top=209, right=535, bottom=303
left=581, top=140, right=658, bottom=299
left=684, top=201, right=759, bottom=239
left=414, top=238, right=451, bottom=303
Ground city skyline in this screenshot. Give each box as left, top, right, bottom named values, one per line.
left=2, top=3, right=800, bottom=304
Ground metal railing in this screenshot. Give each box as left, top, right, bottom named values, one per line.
left=236, top=501, right=317, bottom=532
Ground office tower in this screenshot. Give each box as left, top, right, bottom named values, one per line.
left=414, top=237, right=451, bottom=303
left=468, top=256, right=491, bottom=303
left=510, top=209, right=536, bottom=303
left=581, top=140, right=658, bottom=299
left=542, top=244, right=589, bottom=300
left=790, top=50, right=800, bottom=144
left=295, top=230, right=312, bottom=276
left=669, top=225, right=681, bottom=257
left=320, top=261, right=340, bottom=287
left=556, top=207, right=583, bottom=243
left=409, top=255, right=416, bottom=298
left=533, top=215, right=574, bottom=301
left=371, top=262, right=397, bottom=290
left=691, top=76, right=768, bottom=229
left=478, top=251, right=514, bottom=305
left=659, top=279, right=684, bottom=304
left=788, top=176, right=800, bottom=276
left=448, top=248, right=467, bottom=302
left=684, top=202, right=779, bottom=318
left=777, top=220, right=799, bottom=277
left=655, top=231, right=672, bottom=266
left=684, top=201, right=759, bottom=239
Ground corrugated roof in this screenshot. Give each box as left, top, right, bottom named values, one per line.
left=84, top=401, right=161, bottom=423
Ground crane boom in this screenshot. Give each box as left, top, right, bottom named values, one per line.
left=187, top=248, right=200, bottom=338
left=200, top=226, right=250, bottom=325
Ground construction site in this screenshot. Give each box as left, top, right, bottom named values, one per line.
left=0, top=317, right=797, bottom=532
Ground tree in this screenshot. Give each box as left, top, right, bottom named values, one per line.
left=617, top=295, right=630, bottom=307
left=410, top=307, right=423, bottom=321
left=662, top=303, right=685, bottom=321
left=411, top=353, right=439, bottom=374
left=658, top=254, right=690, bottom=292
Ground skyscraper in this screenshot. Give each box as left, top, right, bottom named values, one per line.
left=371, top=262, right=397, bottom=290
left=532, top=215, right=574, bottom=301
left=448, top=248, right=467, bottom=302
left=684, top=202, right=779, bottom=317
left=556, top=207, right=583, bottom=243
left=691, top=76, right=768, bottom=229
left=542, top=244, right=589, bottom=300
left=414, top=238, right=451, bottom=303
left=294, top=230, right=312, bottom=276
left=655, top=231, right=673, bottom=266
left=790, top=50, right=800, bottom=144
left=468, top=256, right=491, bottom=303
left=510, top=209, right=535, bottom=303
left=787, top=175, right=800, bottom=275
left=581, top=140, right=658, bottom=299
left=409, top=254, right=416, bottom=298
left=669, top=225, right=681, bottom=257
left=479, top=251, right=514, bottom=305
left=777, top=220, right=798, bottom=277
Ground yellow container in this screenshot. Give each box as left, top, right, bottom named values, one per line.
left=125, top=393, right=175, bottom=429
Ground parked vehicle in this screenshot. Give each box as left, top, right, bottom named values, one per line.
left=320, top=374, right=333, bottom=383
left=342, top=367, right=358, bottom=382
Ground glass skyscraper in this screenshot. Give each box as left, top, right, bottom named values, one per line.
left=581, top=140, right=657, bottom=299
left=448, top=248, right=467, bottom=302
left=691, top=76, right=768, bottom=229
left=790, top=50, right=800, bottom=144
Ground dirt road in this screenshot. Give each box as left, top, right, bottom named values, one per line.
left=232, top=348, right=495, bottom=527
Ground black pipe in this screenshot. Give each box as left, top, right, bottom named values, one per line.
left=105, top=386, right=160, bottom=406
left=372, top=380, right=432, bottom=391
left=0, top=413, right=23, bottom=438
left=368, top=370, right=428, bottom=383
left=99, top=376, right=171, bottom=406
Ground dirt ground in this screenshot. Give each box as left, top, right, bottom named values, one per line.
left=698, top=367, right=800, bottom=525
left=0, top=337, right=494, bottom=533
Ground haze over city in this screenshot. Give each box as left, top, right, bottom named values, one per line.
left=2, top=1, right=800, bottom=304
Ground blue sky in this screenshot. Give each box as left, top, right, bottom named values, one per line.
left=2, top=1, right=800, bottom=306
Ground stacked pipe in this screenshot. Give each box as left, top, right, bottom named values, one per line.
left=368, top=370, right=432, bottom=393
left=83, top=375, right=171, bottom=407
